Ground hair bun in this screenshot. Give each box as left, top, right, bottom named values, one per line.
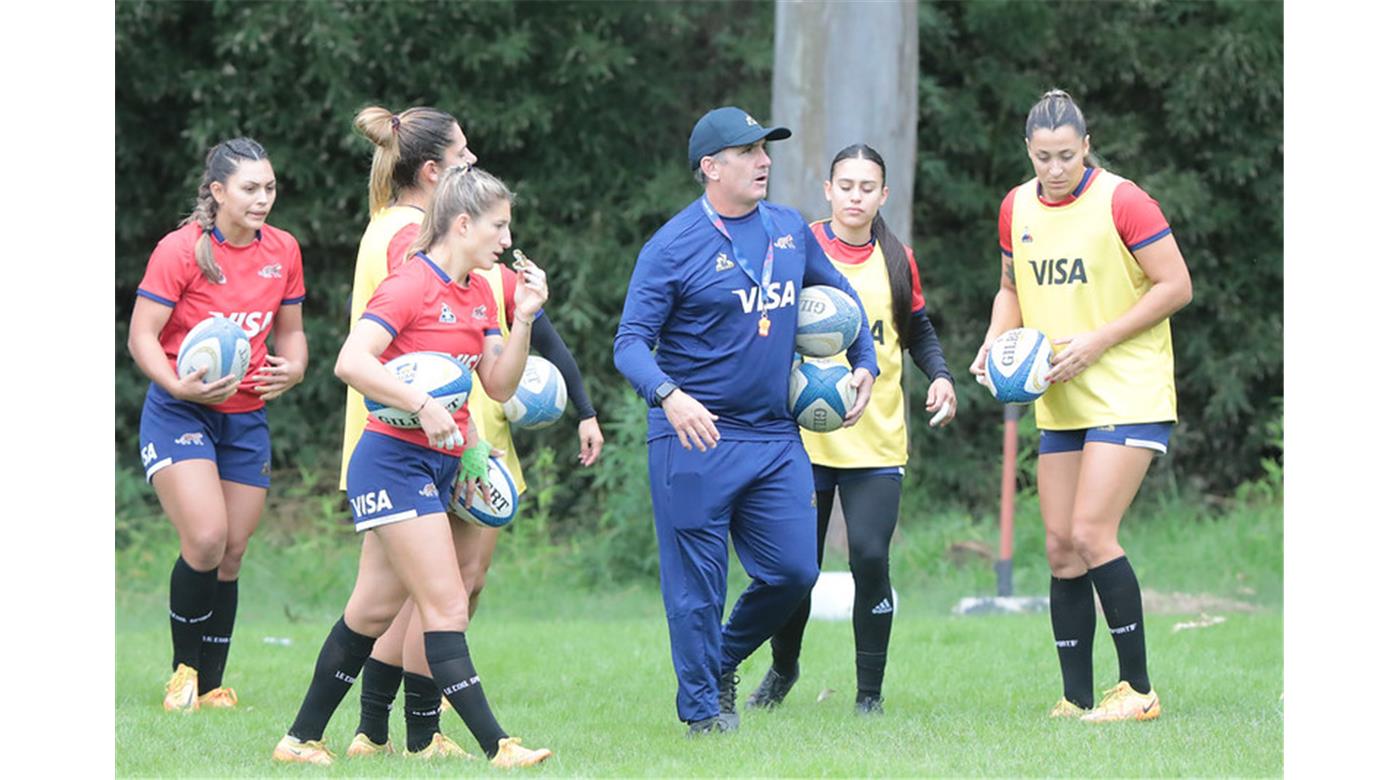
left=1042, top=88, right=1072, bottom=100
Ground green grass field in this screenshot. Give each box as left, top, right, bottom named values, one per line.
left=117, top=493, right=1282, bottom=777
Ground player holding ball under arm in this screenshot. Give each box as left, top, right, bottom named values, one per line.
left=273, top=166, right=550, bottom=768
left=970, top=89, right=1192, bottom=723
left=128, top=137, right=307, bottom=714
left=614, top=106, right=878, bottom=736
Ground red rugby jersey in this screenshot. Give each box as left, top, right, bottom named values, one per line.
left=810, top=221, right=927, bottom=313
left=136, top=223, right=306, bottom=413
left=361, top=251, right=500, bottom=455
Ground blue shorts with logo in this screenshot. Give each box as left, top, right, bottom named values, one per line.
left=811, top=464, right=904, bottom=492
left=1038, top=422, right=1174, bottom=456
left=138, top=384, right=271, bottom=488
left=345, top=431, right=460, bottom=532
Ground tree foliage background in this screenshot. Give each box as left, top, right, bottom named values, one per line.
left=116, top=0, right=1282, bottom=581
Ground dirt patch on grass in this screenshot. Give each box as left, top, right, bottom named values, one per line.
left=1140, top=589, right=1261, bottom=614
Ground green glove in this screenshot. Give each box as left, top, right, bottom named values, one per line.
left=458, top=440, right=492, bottom=484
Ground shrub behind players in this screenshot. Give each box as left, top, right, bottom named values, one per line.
left=127, top=137, right=307, bottom=712
left=971, top=89, right=1192, bottom=722
left=748, top=144, right=956, bottom=716
left=340, top=105, right=603, bottom=758
left=273, top=165, right=551, bottom=767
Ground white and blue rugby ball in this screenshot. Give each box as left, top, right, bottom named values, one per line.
left=789, top=358, right=858, bottom=433
left=176, top=315, right=252, bottom=383
left=503, top=355, right=566, bottom=430
left=796, top=285, right=861, bottom=358
left=449, top=455, right=519, bottom=528
left=985, top=328, right=1053, bottom=405
left=366, top=352, right=473, bottom=429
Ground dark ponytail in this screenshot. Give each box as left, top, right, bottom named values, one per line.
left=830, top=144, right=914, bottom=344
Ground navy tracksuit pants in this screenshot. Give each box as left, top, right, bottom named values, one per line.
left=648, top=435, right=819, bottom=723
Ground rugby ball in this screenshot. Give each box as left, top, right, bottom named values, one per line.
left=449, top=455, right=519, bottom=528
left=176, top=316, right=252, bottom=384
left=789, top=358, right=858, bottom=433
left=366, top=352, right=473, bottom=428
left=796, top=285, right=861, bottom=357
left=502, top=356, right=566, bottom=430
left=985, top=328, right=1053, bottom=405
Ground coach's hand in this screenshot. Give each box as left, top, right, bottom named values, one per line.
left=926, top=377, right=957, bottom=428
left=842, top=367, right=875, bottom=427
left=662, top=390, right=720, bottom=452
left=172, top=365, right=240, bottom=406
left=577, top=416, right=605, bottom=467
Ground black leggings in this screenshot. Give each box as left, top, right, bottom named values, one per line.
left=769, top=473, right=901, bottom=697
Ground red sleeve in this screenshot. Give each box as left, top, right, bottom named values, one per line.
left=907, top=247, right=926, bottom=313
left=361, top=266, right=422, bottom=338
left=136, top=232, right=195, bottom=306
left=998, top=189, right=1016, bottom=257
left=1111, top=181, right=1172, bottom=251
left=282, top=234, right=306, bottom=305
left=386, top=223, right=420, bottom=275
left=498, top=264, right=518, bottom=325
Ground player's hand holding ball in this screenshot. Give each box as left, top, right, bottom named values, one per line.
left=511, top=249, right=549, bottom=320
left=969, top=339, right=994, bottom=394
left=926, top=376, right=957, bottom=428
left=417, top=395, right=464, bottom=451
left=172, top=365, right=240, bottom=406
left=841, top=367, right=876, bottom=427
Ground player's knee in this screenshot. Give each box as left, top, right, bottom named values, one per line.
left=1045, top=531, right=1075, bottom=561
left=181, top=530, right=227, bottom=571
left=775, top=561, right=819, bottom=596
left=848, top=547, right=888, bottom=585
left=418, top=592, right=469, bottom=632
left=218, top=541, right=249, bottom=578
left=1069, top=521, right=1114, bottom=562
left=459, top=563, right=490, bottom=601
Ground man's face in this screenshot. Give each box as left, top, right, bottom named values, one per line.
left=705, top=140, right=771, bottom=207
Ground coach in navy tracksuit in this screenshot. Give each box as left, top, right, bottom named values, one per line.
left=614, top=107, right=879, bottom=735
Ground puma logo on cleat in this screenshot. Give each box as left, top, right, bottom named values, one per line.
left=1108, top=622, right=1138, bottom=635
left=871, top=598, right=893, bottom=615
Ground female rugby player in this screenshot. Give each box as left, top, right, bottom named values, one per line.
left=971, top=89, right=1192, bottom=722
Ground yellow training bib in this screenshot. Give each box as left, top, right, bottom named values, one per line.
left=1009, top=171, right=1177, bottom=429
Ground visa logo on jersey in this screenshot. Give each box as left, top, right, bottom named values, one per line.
left=731, top=280, right=796, bottom=314
left=1027, top=258, right=1088, bottom=286
left=210, top=310, right=276, bottom=338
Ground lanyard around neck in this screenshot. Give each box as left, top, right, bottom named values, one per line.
left=700, top=196, right=776, bottom=313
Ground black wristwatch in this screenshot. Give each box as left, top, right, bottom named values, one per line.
left=653, top=380, right=678, bottom=406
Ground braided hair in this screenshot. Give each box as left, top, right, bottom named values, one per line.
left=178, top=138, right=269, bottom=283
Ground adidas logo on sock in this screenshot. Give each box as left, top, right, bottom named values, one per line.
left=871, top=598, right=893, bottom=615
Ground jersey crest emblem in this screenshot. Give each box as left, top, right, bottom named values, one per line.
left=257, top=262, right=283, bottom=279
left=1021, top=227, right=1033, bottom=243
left=472, top=305, right=488, bottom=320
left=439, top=303, right=457, bottom=324
left=715, top=253, right=734, bottom=272
left=775, top=234, right=795, bottom=250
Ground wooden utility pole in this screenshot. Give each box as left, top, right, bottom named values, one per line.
left=768, top=0, right=919, bottom=237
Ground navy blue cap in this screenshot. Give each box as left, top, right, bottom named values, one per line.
left=688, top=106, right=792, bottom=170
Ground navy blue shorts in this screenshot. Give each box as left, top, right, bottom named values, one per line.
left=1039, top=422, right=1174, bottom=456
left=811, top=464, right=904, bottom=492
left=139, top=384, right=271, bottom=488
left=345, top=431, right=460, bottom=532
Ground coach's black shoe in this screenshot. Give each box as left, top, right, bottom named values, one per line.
left=686, top=716, right=735, bottom=736
left=854, top=694, right=885, bottom=716
left=746, top=664, right=800, bottom=709
left=717, top=670, right=741, bottom=731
